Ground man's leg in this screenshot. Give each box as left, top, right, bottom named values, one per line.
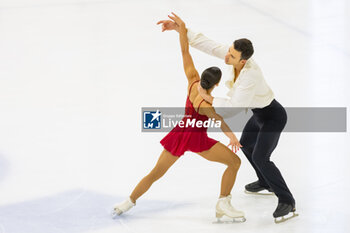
left=251, top=126, right=294, bottom=204
left=240, top=115, right=269, bottom=188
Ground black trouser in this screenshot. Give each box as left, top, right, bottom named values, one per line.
left=240, top=99, right=295, bottom=205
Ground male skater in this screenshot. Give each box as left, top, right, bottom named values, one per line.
left=157, top=14, right=297, bottom=223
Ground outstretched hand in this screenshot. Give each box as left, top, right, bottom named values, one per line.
left=157, top=19, right=178, bottom=32
left=227, top=135, right=243, bottom=154
left=156, top=12, right=185, bottom=32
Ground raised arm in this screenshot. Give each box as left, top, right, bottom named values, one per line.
left=187, top=29, right=230, bottom=60
left=157, top=15, right=229, bottom=60
left=163, top=13, right=199, bottom=82
left=198, top=101, right=242, bottom=153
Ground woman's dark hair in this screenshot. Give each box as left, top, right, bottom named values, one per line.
left=200, top=66, right=222, bottom=90
left=234, top=38, right=254, bottom=60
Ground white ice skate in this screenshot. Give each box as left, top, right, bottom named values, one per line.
left=111, top=197, right=135, bottom=218
left=213, top=195, right=246, bottom=223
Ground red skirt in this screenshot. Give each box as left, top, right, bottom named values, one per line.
left=160, top=125, right=218, bottom=157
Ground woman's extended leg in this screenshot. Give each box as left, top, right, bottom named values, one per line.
left=129, top=149, right=179, bottom=203
left=197, top=142, right=241, bottom=197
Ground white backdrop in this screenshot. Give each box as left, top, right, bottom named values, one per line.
left=0, top=0, right=349, bottom=233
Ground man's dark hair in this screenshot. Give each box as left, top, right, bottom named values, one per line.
left=200, top=66, right=222, bottom=90
left=233, top=38, right=254, bottom=60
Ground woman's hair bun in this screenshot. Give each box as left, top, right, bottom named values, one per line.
left=200, top=66, right=222, bottom=90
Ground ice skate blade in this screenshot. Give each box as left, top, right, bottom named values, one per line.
left=213, top=217, right=246, bottom=224
left=274, top=212, right=299, bottom=224
left=213, top=213, right=246, bottom=224
left=111, top=209, right=122, bottom=219
left=244, top=190, right=274, bottom=196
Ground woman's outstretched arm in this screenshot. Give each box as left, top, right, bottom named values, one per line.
left=167, top=12, right=199, bottom=83
left=199, top=101, right=242, bottom=153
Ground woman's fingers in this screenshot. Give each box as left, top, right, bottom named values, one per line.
left=157, top=20, right=173, bottom=25
left=157, top=20, right=170, bottom=32
left=168, top=14, right=182, bottom=25
left=171, top=12, right=182, bottom=21
left=168, top=15, right=176, bottom=21
left=232, top=143, right=240, bottom=153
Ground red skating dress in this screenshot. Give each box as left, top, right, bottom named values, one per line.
left=160, top=80, right=219, bottom=157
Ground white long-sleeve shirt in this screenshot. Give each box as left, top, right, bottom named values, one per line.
left=187, top=29, right=275, bottom=109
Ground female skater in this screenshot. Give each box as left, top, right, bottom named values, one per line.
left=112, top=13, right=244, bottom=222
